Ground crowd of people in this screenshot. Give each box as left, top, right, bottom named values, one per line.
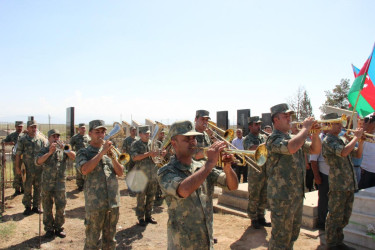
left=1, top=104, right=375, bottom=250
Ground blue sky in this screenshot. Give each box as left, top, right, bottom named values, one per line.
left=1, top=0, right=374, bottom=125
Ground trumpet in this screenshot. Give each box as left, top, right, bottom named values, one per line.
left=55, top=140, right=72, bottom=153
left=195, top=144, right=268, bottom=167
left=344, top=129, right=375, bottom=143
left=296, top=114, right=347, bottom=133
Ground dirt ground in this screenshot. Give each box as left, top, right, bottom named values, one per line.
left=0, top=178, right=326, bottom=250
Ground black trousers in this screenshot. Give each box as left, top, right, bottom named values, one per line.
left=306, top=164, right=315, bottom=192
left=233, top=164, right=248, bottom=183
left=317, top=172, right=329, bottom=228
left=358, top=169, right=375, bottom=189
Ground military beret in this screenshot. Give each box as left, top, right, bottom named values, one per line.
left=78, top=123, right=86, bottom=128
left=270, top=103, right=294, bottom=117
left=323, top=113, right=339, bottom=120
left=169, top=120, right=202, bottom=138
left=15, top=121, right=24, bottom=127
left=27, top=120, right=37, bottom=127
left=248, top=116, right=262, bottom=124
left=89, top=120, right=106, bottom=131
left=47, top=129, right=61, bottom=138
left=196, top=110, right=210, bottom=119
left=138, top=125, right=151, bottom=134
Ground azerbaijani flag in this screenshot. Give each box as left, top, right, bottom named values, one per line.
left=348, top=44, right=375, bottom=117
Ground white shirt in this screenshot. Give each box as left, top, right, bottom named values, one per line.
left=309, top=133, right=330, bottom=176
left=360, top=140, right=375, bottom=173
left=231, top=137, right=244, bottom=150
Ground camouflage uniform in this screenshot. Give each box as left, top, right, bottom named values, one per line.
left=243, top=132, right=267, bottom=221
left=130, top=138, right=158, bottom=220
left=3, top=131, right=23, bottom=191
left=122, top=135, right=136, bottom=171
left=266, top=129, right=311, bottom=250
left=16, top=133, right=46, bottom=209
left=322, top=134, right=357, bottom=247
left=158, top=157, right=228, bottom=250
left=36, top=145, right=68, bottom=232
left=70, top=133, right=89, bottom=189
left=76, top=145, right=120, bottom=250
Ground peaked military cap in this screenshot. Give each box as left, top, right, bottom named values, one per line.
left=48, top=129, right=61, bottom=138
left=270, top=103, right=295, bottom=117
left=196, top=110, right=210, bottom=119
left=78, top=123, right=86, bottom=128
left=323, top=113, right=339, bottom=120
left=248, top=116, right=262, bottom=124
left=138, top=125, right=151, bottom=134
left=15, top=121, right=24, bottom=127
left=89, top=120, right=106, bottom=131
left=27, top=120, right=37, bottom=127
left=130, top=126, right=137, bottom=130
left=169, top=120, right=202, bottom=138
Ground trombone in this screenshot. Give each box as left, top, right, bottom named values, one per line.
left=207, top=121, right=234, bottom=142
left=205, top=122, right=263, bottom=172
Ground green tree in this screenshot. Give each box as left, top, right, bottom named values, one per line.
left=287, top=86, right=313, bottom=121
left=320, top=78, right=351, bottom=115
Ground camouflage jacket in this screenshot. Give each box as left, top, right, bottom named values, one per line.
left=130, top=139, right=157, bottom=179
left=122, top=136, right=136, bottom=153
left=265, top=129, right=311, bottom=200
left=70, top=133, right=89, bottom=151
left=243, top=133, right=266, bottom=150
left=37, top=146, right=68, bottom=191
left=3, top=131, right=21, bottom=144
left=16, top=134, right=46, bottom=173
left=3, top=131, right=21, bottom=160
left=322, top=134, right=357, bottom=191
left=76, top=145, right=120, bottom=213
left=157, top=157, right=227, bottom=249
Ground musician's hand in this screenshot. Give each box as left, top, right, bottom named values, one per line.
left=222, top=153, right=234, bottom=170
left=149, top=151, right=159, bottom=157
left=353, top=128, right=364, bottom=140
left=49, top=143, right=57, bottom=154
left=302, top=117, right=316, bottom=131
left=102, top=141, right=113, bottom=154
left=206, top=141, right=226, bottom=167
left=16, top=167, right=21, bottom=175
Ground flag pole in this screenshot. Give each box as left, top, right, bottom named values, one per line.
left=347, top=43, right=375, bottom=129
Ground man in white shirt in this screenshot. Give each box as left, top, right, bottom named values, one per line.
left=310, top=131, right=330, bottom=230
left=231, top=129, right=246, bottom=182
left=358, top=115, right=375, bottom=189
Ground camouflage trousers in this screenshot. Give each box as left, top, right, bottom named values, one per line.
left=22, top=170, right=42, bottom=208
left=325, top=191, right=354, bottom=247
left=42, top=189, right=66, bottom=232
left=268, top=196, right=303, bottom=250
left=12, top=160, right=23, bottom=191
left=84, top=207, right=119, bottom=250
left=247, top=165, right=267, bottom=220
left=76, top=170, right=84, bottom=189
left=136, top=178, right=157, bottom=220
